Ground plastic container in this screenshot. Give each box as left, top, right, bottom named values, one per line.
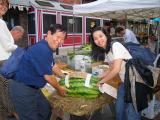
left=141, top=95, right=160, bottom=119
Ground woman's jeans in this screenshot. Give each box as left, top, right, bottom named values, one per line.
left=116, top=83, right=141, bottom=120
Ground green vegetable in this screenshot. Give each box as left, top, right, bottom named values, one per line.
left=68, top=52, right=75, bottom=60
left=81, top=44, right=91, bottom=51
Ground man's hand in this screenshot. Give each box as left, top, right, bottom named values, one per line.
left=57, top=86, right=67, bottom=96
left=44, top=75, right=67, bottom=96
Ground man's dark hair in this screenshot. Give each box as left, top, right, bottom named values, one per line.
left=115, top=26, right=124, bottom=34
left=49, top=24, right=67, bottom=36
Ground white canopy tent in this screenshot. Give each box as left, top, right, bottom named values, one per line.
left=9, top=0, right=30, bottom=10
left=73, top=0, right=160, bottom=53
left=73, top=0, right=160, bottom=19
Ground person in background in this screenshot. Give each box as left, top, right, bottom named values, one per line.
left=9, top=24, right=67, bottom=120
left=89, top=21, right=97, bottom=44
left=109, top=21, right=115, bottom=37
left=138, top=32, right=148, bottom=46
left=103, top=21, right=115, bottom=37
left=103, top=21, right=111, bottom=35
left=115, top=26, right=139, bottom=44
left=10, top=26, right=24, bottom=42
left=148, top=33, right=157, bottom=53
left=0, top=0, right=19, bottom=119
left=91, top=26, right=141, bottom=120
left=0, top=0, right=17, bottom=65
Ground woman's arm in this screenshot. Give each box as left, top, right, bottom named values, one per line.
left=99, top=68, right=110, bottom=79
left=100, top=59, right=122, bottom=83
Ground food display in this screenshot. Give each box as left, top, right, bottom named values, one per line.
left=47, top=61, right=119, bottom=116
left=81, top=44, right=91, bottom=51
left=59, top=76, right=101, bottom=99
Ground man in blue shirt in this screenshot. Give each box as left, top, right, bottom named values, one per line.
left=115, top=26, right=139, bottom=44
left=9, top=24, right=67, bottom=120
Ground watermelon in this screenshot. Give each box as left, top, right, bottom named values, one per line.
left=59, top=76, right=101, bottom=99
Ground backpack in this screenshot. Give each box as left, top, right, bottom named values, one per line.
left=124, top=42, right=159, bottom=87
left=123, top=42, right=156, bottom=66
left=0, top=47, right=27, bottom=79
left=111, top=41, right=158, bottom=88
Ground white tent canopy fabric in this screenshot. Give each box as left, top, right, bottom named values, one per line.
left=73, top=0, right=160, bottom=19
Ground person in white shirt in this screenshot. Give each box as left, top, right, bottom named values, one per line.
left=0, top=0, right=17, bottom=63
left=115, top=26, right=139, bottom=44
left=103, top=21, right=115, bottom=37
left=0, top=0, right=18, bottom=120
left=91, top=26, right=141, bottom=120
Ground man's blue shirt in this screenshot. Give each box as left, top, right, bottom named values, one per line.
left=15, top=40, right=54, bottom=88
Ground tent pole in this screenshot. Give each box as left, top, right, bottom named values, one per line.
left=147, top=19, right=150, bottom=47
left=125, top=13, right=128, bottom=28
left=157, top=8, right=160, bottom=54
left=73, top=14, right=75, bottom=54
left=157, top=23, right=160, bottom=54
left=72, top=0, right=79, bottom=54
left=72, top=0, right=82, bottom=54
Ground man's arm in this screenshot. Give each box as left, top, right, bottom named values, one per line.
left=44, top=75, right=66, bottom=96
left=52, top=63, right=65, bottom=78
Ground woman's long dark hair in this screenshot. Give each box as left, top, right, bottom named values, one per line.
left=90, top=26, right=111, bottom=61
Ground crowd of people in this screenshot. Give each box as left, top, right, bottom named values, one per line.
left=102, top=21, right=158, bottom=53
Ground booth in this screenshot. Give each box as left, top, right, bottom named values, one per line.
left=27, top=0, right=110, bottom=47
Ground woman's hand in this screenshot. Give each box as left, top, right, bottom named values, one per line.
left=98, top=69, right=110, bottom=79
left=97, top=80, right=105, bottom=87
left=98, top=72, right=106, bottom=79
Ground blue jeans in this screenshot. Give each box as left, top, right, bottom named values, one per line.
left=116, top=83, right=141, bottom=120
left=8, top=80, right=51, bottom=120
